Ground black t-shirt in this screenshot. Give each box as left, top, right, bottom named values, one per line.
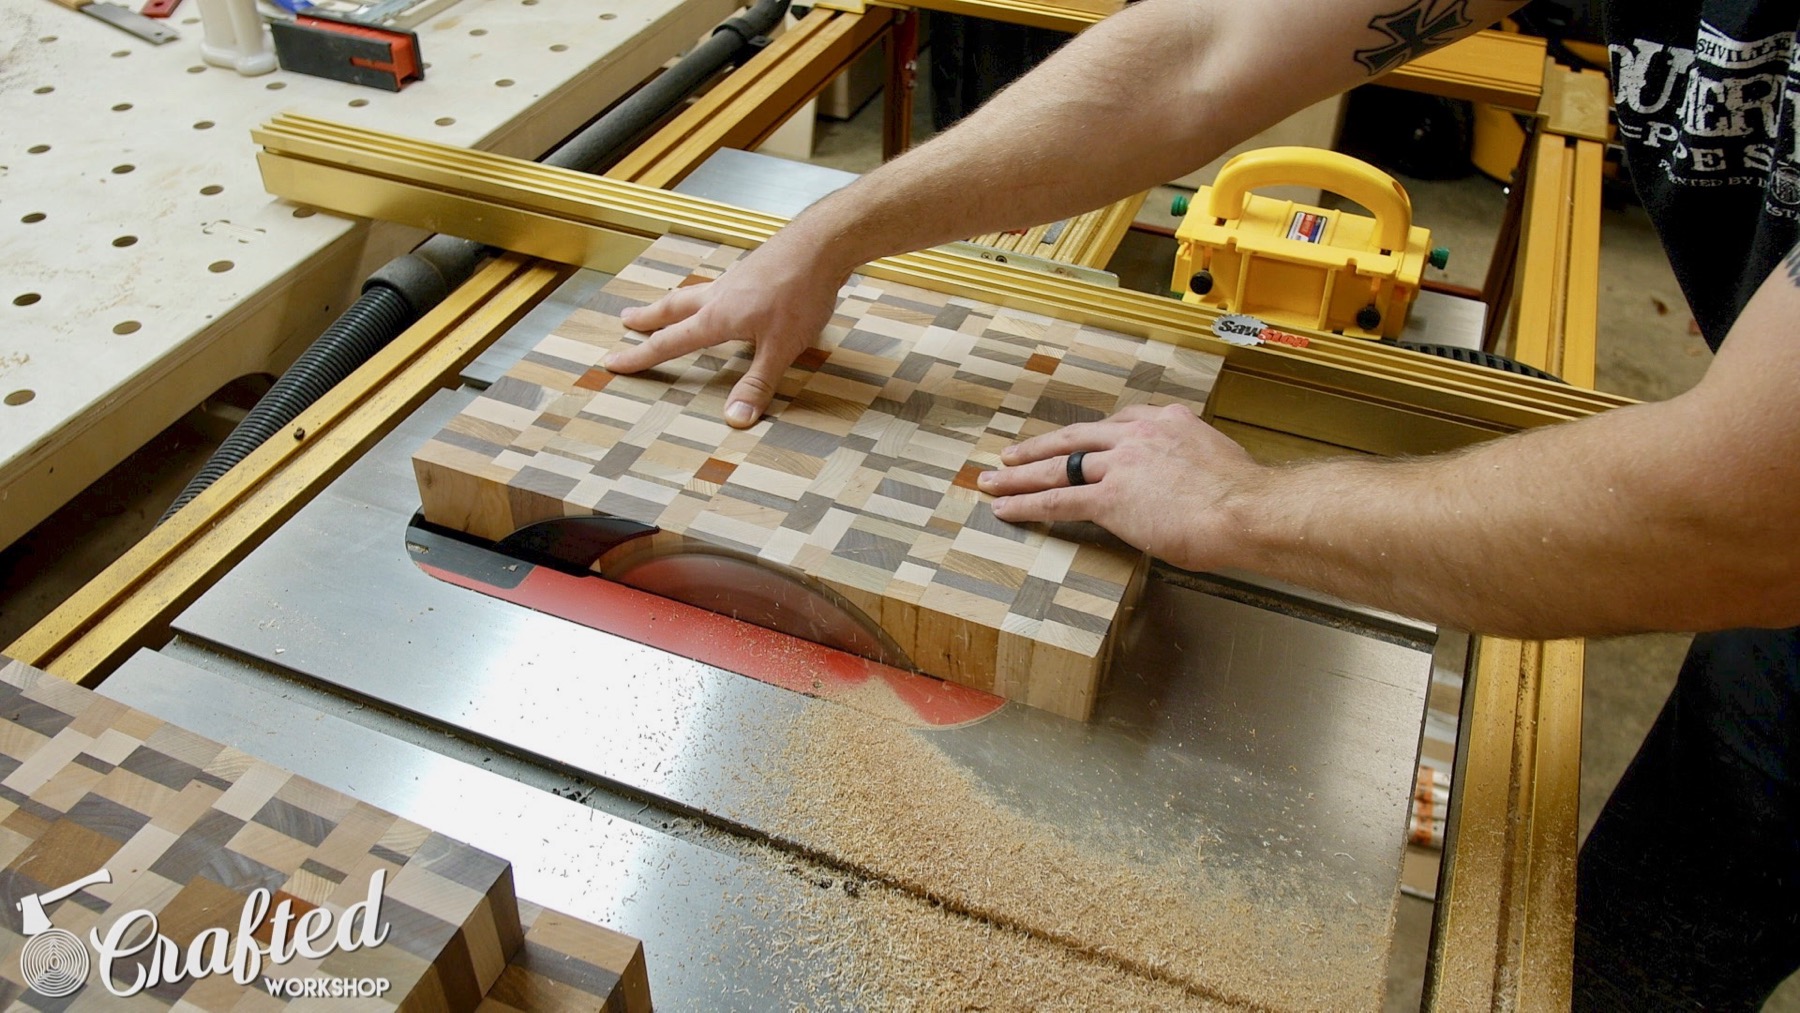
left=1603, top=2, right=1800, bottom=349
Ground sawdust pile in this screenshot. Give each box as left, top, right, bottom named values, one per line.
left=750, top=678, right=1389, bottom=1011
left=771, top=875, right=1232, bottom=1012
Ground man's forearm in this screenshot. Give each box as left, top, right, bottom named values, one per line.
left=1215, top=391, right=1798, bottom=639
left=609, top=0, right=1521, bottom=426
left=776, top=0, right=1315, bottom=275
left=990, top=245, right=1800, bottom=640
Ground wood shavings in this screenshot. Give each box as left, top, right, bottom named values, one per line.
left=736, top=680, right=1395, bottom=1010
left=777, top=876, right=1228, bottom=1012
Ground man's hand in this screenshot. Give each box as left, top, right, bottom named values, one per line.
left=602, top=0, right=1518, bottom=430
left=604, top=240, right=848, bottom=428
left=978, top=234, right=1800, bottom=639
left=979, top=404, right=1261, bottom=571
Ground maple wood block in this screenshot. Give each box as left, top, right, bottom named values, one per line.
left=414, top=236, right=1223, bottom=719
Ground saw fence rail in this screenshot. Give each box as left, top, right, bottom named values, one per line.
left=249, top=113, right=1633, bottom=426
left=14, top=4, right=1603, bottom=1007
left=8, top=256, right=568, bottom=683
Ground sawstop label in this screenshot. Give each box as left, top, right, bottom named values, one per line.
left=1212, top=314, right=1311, bottom=349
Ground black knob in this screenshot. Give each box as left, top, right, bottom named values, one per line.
left=1188, top=270, right=1214, bottom=295
left=1356, top=305, right=1382, bottom=331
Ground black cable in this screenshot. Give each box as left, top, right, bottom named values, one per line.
left=159, top=286, right=412, bottom=521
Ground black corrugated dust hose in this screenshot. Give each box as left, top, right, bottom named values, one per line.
left=157, top=284, right=412, bottom=522
left=159, top=0, right=791, bottom=525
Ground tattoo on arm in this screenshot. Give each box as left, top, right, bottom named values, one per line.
left=1354, top=0, right=1473, bottom=76
left=1785, top=243, right=1800, bottom=288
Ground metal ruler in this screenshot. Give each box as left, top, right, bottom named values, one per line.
left=47, top=0, right=177, bottom=43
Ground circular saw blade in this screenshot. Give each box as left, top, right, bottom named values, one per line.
left=599, top=543, right=914, bottom=671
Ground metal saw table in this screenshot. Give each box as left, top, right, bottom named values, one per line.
left=97, top=373, right=1444, bottom=1007
left=12, top=3, right=1615, bottom=1007
left=101, top=152, right=1482, bottom=1003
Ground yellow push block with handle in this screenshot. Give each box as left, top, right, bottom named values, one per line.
left=1171, top=147, right=1447, bottom=339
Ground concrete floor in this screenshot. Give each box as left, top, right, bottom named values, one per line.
left=0, top=57, right=1786, bottom=1011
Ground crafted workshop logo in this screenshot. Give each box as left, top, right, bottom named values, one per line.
left=13, top=866, right=393, bottom=999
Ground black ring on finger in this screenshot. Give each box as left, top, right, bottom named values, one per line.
left=1067, top=451, right=1089, bottom=488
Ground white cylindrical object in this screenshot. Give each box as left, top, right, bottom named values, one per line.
left=198, top=0, right=277, bottom=76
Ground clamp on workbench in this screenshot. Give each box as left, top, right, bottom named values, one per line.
left=269, top=12, right=423, bottom=91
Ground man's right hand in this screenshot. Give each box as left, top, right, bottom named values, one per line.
left=604, top=240, right=848, bottom=428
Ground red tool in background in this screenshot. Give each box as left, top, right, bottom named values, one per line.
left=269, top=11, right=422, bottom=90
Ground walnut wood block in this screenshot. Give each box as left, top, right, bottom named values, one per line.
left=415, top=236, right=1222, bottom=719
left=0, top=657, right=648, bottom=1012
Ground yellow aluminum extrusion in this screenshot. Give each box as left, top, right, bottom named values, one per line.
left=1510, top=130, right=1605, bottom=388
left=860, top=0, right=1118, bottom=33
left=247, top=155, right=1605, bottom=454
left=249, top=134, right=1623, bottom=454
left=7, top=256, right=570, bottom=683
left=250, top=115, right=1633, bottom=436
left=967, top=192, right=1144, bottom=269
left=1428, top=637, right=1582, bottom=1011
left=1381, top=30, right=1548, bottom=111
left=250, top=152, right=1617, bottom=455
left=1424, top=108, right=1602, bottom=1008
left=1075, top=193, right=1143, bottom=268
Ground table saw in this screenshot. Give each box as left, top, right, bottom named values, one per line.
left=8, top=3, right=1618, bottom=1007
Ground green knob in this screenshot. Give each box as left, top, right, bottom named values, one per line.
left=1171, top=193, right=1190, bottom=217
left=1429, top=246, right=1450, bottom=269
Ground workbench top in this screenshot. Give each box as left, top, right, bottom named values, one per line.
left=0, top=0, right=737, bottom=547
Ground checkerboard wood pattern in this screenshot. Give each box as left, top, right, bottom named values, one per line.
left=414, top=235, right=1223, bottom=720
left=0, top=657, right=649, bottom=1011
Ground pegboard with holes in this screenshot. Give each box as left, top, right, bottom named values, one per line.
left=0, top=0, right=739, bottom=549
